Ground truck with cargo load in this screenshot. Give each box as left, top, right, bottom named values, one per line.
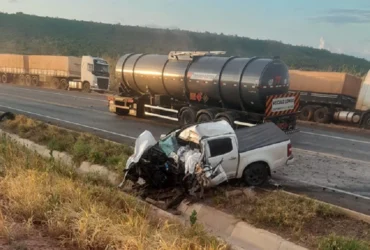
left=0, top=54, right=110, bottom=92
left=289, top=69, right=370, bottom=128
left=108, top=51, right=300, bottom=133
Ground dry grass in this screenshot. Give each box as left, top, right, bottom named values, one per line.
left=0, top=115, right=132, bottom=174
left=0, top=135, right=228, bottom=250
left=209, top=187, right=370, bottom=249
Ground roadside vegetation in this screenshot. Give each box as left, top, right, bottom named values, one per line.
left=209, top=187, right=370, bottom=249
left=0, top=115, right=132, bottom=175
left=1, top=114, right=370, bottom=250
left=2, top=12, right=370, bottom=77
left=0, top=134, right=228, bottom=249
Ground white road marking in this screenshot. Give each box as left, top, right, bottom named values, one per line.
left=297, top=179, right=370, bottom=201
left=300, top=131, right=370, bottom=145
left=0, top=105, right=137, bottom=140
left=0, top=84, right=107, bottom=103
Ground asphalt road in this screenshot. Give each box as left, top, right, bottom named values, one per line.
left=1, top=83, right=370, bottom=214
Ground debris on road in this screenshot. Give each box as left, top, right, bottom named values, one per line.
left=0, top=112, right=15, bottom=122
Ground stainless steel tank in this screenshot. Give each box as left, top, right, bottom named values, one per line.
left=115, top=52, right=290, bottom=112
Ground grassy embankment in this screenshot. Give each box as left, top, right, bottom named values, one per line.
left=0, top=130, right=227, bottom=249
left=1, top=115, right=370, bottom=250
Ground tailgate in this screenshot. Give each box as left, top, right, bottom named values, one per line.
left=265, top=92, right=300, bottom=117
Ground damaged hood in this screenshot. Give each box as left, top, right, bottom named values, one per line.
left=126, top=130, right=157, bottom=169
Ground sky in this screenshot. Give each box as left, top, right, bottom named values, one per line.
left=2, top=0, right=370, bottom=60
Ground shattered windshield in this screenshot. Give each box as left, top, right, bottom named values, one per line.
left=158, top=133, right=179, bottom=156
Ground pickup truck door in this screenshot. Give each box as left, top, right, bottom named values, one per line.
left=205, top=136, right=239, bottom=179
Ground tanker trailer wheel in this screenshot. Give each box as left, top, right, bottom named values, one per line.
left=1, top=74, right=7, bottom=83
left=299, top=105, right=314, bottom=121
left=60, top=78, right=69, bottom=90
left=313, top=107, right=330, bottom=123
left=196, top=109, right=217, bottom=123
left=215, top=112, right=239, bottom=129
left=31, top=76, right=39, bottom=86
left=82, top=81, right=91, bottom=93
left=179, top=107, right=196, bottom=125
left=361, top=113, right=370, bottom=129
left=25, top=75, right=32, bottom=86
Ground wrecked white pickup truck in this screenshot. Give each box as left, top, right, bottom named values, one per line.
left=121, top=120, right=294, bottom=196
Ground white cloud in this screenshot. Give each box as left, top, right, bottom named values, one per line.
left=319, top=37, right=325, bottom=49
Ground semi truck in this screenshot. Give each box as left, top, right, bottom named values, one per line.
left=108, top=51, right=300, bottom=133
left=289, top=69, right=370, bottom=129
left=0, top=54, right=110, bottom=92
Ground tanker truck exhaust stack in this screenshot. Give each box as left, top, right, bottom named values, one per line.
left=109, top=51, right=300, bottom=133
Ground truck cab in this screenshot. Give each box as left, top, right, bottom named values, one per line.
left=356, top=70, right=370, bottom=127
left=69, top=56, right=110, bottom=92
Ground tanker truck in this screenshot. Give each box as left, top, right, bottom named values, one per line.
left=107, top=51, right=300, bottom=132
left=0, top=54, right=110, bottom=92
left=289, top=69, right=370, bottom=129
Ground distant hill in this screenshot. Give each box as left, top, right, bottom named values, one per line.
left=1, top=12, right=370, bottom=77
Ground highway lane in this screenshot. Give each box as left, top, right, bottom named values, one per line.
left=1, top=83, right=370, bottom=213
left=1, top=83, right=370, bottom=160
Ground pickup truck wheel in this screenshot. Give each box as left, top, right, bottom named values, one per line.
left=243, top=163, right=269, bottom=187
left=313, top=107, right=330, bottom=123
left=299, top=105, right=314, bottom=121
left=362, top=114, right=370, bottom=129
left=179, top=108, right=196, bottom=125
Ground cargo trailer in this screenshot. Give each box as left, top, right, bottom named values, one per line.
left=289, top=69, right=370, bottom=128
left=108, top=51, right=300, bottom=133
left=0, top=54, right=110, bottom=92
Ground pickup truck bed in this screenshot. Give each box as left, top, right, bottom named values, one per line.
left=235, top=122, right=290, bottom=153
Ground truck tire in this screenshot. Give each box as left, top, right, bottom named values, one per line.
left=60, top=78, right=69, bottom=90
left=242, top=162, right=269, bottom=187
left=51, top=78, right=60, bottom=89
left=196, top=109, right=218, bottom=123
left=25, top=75, right=32, bottom=86
left=31, top=76, right=39, bottom=86
left=1, top=74, right=7, bottom=83
left=179, top=107, right=196, bottom=125
left=19, top=75, right=26, bottom=85
left=314, top=107, right=330, bottom=123
left=215, top=112, right=239, bottom=129
left=82, top=81, right=91, bottom=92
left=361, top=113, right=370, bottom=129
left=299, top=105, right=314, bottom=121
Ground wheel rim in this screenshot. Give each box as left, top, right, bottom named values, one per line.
left=1, top=75, right=7, bottom=83
left=25, top=76, right=31, bottom=86
left=318, top=111, right=324, bottom=119
left=246, top=166, right=265, bottom=186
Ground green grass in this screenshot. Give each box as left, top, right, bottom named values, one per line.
left=210, top=188, right=370, bottom=249
left=0, top=132, right=228, bottom=250
left=319, top=235, right=370, bottom=250
left=1, top=115, right=133, bottom=174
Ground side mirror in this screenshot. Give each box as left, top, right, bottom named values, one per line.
left=160, top=134, right=166, bottom=140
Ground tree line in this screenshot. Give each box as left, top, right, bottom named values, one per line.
left=1, top=12, right=370, bottom=78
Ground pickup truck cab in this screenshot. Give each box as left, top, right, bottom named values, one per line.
left=123, top=120, right=294, bottom=189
